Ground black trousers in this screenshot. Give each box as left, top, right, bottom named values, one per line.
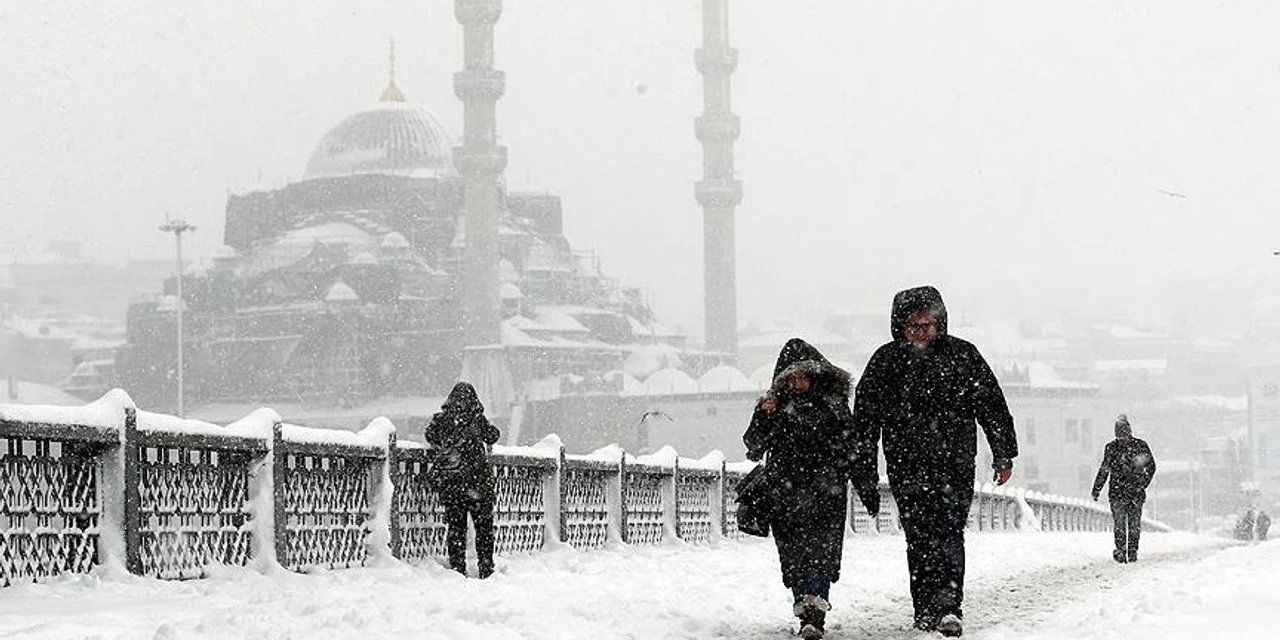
left=1110, top=496, right=1144, bottom=559
left=443, top=488, right=496, bottom=576
left=893, top=481, right=974, bottom=621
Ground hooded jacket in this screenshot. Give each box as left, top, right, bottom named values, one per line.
left=852, top=286, right=1018, bottom=489
left=424, top=382, right=501, bottom=498
left=1092, top=436, right=1156, bottom=501
left=742, top=338, right=858, bottom=587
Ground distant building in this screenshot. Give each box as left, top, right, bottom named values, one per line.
left=117, top=80, right=693, bottom=423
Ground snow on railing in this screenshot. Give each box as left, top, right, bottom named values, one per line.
left=0, top=391, right=1168, bottom=587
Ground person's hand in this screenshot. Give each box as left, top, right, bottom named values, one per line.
left=992, top=458, right=1013, bottom=486
left=758, top=391, right=777, bottom=414
left=1091, top=490, right=1100, bottom=501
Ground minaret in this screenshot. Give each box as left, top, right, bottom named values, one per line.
left=696, top=0, right=742, bottom=356
left=454, top=0, right=514, bottom=417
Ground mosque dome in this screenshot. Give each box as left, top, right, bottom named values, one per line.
left=302, top=101, right=455, bottom=180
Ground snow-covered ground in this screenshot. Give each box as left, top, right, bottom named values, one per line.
left=0, top=532, right=1267, bottom=640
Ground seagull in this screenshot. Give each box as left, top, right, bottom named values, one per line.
left=639, top=410, right=673, bottom=424
left=1156, top=188, right=1187, bottom=199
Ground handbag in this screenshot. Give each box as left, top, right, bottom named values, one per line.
left=735, top=462, right=775, bottom=537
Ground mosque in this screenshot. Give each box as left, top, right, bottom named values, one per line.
left=115, top=1, right=756, bottom=451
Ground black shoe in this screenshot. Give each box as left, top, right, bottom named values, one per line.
left=937, top=613, right=963, bottom=637
left=1126, top=551, right=1137, bottom=563
left=1112, top=549, right=1127, bottom=563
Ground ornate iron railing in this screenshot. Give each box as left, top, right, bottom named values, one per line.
left=1, top=392, right=1170, bottom=588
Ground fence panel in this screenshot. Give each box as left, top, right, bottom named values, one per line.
left=278, top=446, right=379, bottom=572
left=492, top=456, right=553, bottom=555
left=0, top=435, right=106, bottom=586
left=561, top=459, right=614, bottom=549
left=134, top=432, right=264, bottom=579
left=675, top=467, right=717, bottom=544
left=623, top=465, right=668, bottom=545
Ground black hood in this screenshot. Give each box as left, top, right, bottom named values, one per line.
left=441, top=381, right=484, bottom=419
left=770, top=338, right=852, bottom=398
left=890, top=285, right=949, bottom=342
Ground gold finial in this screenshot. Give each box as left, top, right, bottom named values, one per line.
left=381, top=36, right=406, bottom=102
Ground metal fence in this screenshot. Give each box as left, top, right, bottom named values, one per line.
left=1, top=395, right=1165, bottom=588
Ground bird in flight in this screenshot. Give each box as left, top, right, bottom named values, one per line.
left=1156, top=188, right=1187, bottom=199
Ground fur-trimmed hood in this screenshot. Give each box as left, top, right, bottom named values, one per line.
left=769, top=338, right=852, bottom=399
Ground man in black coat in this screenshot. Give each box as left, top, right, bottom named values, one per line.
left=1091, top=414, right=1156, bottom=563
left=852, top=286, right=1018, bottom=637
left=425, top=381, right=502, bottom=578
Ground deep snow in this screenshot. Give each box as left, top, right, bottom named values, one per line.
left=0, top=533, right=1266, bottom=640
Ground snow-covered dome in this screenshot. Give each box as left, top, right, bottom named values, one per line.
left=303, top=102, right=455, bottom=180
left=697, top=366, right=754, bottom=392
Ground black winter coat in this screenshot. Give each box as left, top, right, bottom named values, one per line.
left=743, top=339, right=857, bottom=587
left=424, top=408, right=501, bottom=501
left=852, top=287, right=1018, bottom=491
left=1092, top=438, right=1156, bottom=501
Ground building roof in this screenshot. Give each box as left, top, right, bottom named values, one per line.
left=303, top=102, right=455, bottom=180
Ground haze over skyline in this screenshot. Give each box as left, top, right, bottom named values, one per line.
left=5, top=1, right=1280, bottom=341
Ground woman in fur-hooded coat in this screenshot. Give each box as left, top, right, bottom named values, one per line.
left=744, top=338, right=870, bottom=634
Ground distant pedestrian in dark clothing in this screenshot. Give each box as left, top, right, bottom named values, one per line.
left=1258, top=511, right=1271, bottom=541
left=1236, top=508, right=1258, bottom=541
left=1091, top=414, right=1156, bottom=563
left=424, top=381, right=501, bottom=578
left=744, top=339, right=875, bottom=640
left=852, top=286, right=1019, bottom=638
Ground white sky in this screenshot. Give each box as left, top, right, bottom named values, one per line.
left=5, top=1, right=1280, bottom=337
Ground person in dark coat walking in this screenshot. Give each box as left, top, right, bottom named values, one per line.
left=1091, top=414, right=1156, bottom=563
left=1258, top=510, right=1271, bottom=541
left=851, top=286, right=1019, bottom=637
left=424, top=381, right=502, bottom=578
left=744, top=338, right=878, bottom=640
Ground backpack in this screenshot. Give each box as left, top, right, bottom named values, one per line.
left=428, top=442, right=466, bottom=482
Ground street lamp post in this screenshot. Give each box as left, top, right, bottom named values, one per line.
left=158, top=218, right=195, bottom=417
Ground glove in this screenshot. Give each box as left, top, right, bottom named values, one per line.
left=992, top=458, right=1013, bottom=486
left=1091, top=490, right=1099, bottom=501
left=855, top=481, right=880, bottom=517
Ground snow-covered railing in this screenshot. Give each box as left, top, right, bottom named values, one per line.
left=1, top=391, right=1170, bottom=588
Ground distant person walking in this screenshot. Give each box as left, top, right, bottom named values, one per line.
left=852, top=286, right=1019, bottom=637
left=1257, top=510, right=1271, bottom=541
left=744, top=338, right=877, bottom=640
left=424, top=381, right=501, bottom=578
left=1091, top=414, right=1156, bottom=563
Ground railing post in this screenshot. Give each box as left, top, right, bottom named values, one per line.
left=716, top=459, right=727, bottom=538
left=558, top=446, right=569, bottom=543
left=384, top=431, right=402, bottom=560
left=122, top=407, right=142, bottom=576
left=618, top=450, right=629, bottom=544
left=271, top=422, right=288, bottom=570
left=667, top=456, right=680, bottom=541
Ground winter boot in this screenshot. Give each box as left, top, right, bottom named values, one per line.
left=1112, top=549, right=1127, bottom=563
left=937, top=613, right=963, bottom=637
left=793, top=595, right=830, bottom=639
left=1126, top=551, right=1138, bottom=563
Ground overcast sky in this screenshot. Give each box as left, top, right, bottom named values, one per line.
left=5, top=1, right=1280, bottom=339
